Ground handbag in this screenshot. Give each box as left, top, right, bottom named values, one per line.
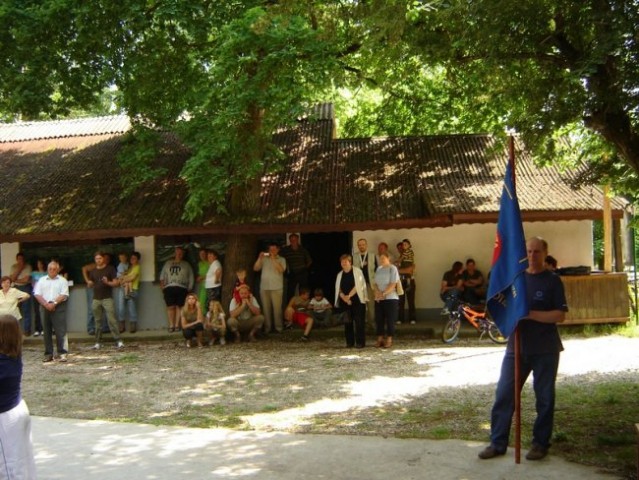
left=396, top=280, right=405, bottom=296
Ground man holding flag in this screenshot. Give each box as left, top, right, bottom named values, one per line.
left=479, top=153, right=568, bottom=461
left=479, top=236, right=568, bottom=461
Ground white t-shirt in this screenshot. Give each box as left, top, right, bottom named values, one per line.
left=205, top=260, right=222, bottom=289
left=309, top=297, right=331, bottom=313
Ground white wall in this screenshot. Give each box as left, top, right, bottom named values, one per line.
left=355, top=220, right=594, bottom=309
left=0, top=242, right=19, bottom=277
left=134, top=236, right=156, bottom=281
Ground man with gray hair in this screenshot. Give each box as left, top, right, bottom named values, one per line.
left=34, top=261, right=69, bottom=362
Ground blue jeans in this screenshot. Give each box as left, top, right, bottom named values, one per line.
left=114, top=286, right=125, bottom=322
left=124, top=290, right=138, bottom=325
left=490, top=350, right=560, bottom=452
left=16, top=284, right=33, bottom=333
left=440, top=289, right=461, bottom=310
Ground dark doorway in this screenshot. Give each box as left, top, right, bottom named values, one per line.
left=302, top=231, right=351, bottom=304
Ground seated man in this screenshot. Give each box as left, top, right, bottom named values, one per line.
left=308, top=288, right=333, bottom=328
left=228, top=285, right=265, bottom=342
left=440, top=261, right=464, bottom=314
left=284, top=287, right=314, bottom=341
left=461, top=258, right=485, bottom=305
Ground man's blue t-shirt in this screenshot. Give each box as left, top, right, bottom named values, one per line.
left=507, top=270, right=568, bottom=355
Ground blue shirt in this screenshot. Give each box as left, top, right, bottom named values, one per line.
left=507, top=270, right=568, bottom=355
left=0, top=354, right=22, bottom=413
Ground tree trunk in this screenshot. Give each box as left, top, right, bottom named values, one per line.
left=222, top=233, right=259, bottom=311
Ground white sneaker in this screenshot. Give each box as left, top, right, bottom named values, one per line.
left=116, top=340, right=124, bottom=349
left=410, top=320, right=416, bottom=325
left=92, top=343, right=101, bottom=350
left=185, top=340, right=191, bottom=348
left=219, top=338, right=226, bottom=346
left=58, top=354, right=68, bottom=362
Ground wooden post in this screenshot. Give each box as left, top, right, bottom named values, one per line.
left=603, top=185, right=613, bottom=272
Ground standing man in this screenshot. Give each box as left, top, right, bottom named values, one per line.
left=205, top=249, right=223, bottom=303
left=478, top=237, right=568, bottom=461
left=87, top=251, right=124, bottom=349
left=82, top=254, right=112, bottom=335
left=160, top=246, right=194, bottom=332
left=10, top=253, right=33, bottom=336
left=280, top=233, right=312, bottom=303
left=34, top=261, right=69, bottom=362
left=352, top=238, right=376, bottom=326
left=396, top=239, right=417, bottom=324
left=253, top=243, right=286, bottom=334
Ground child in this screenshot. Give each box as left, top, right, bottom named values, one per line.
left=116, top=252, right=132, bottom=299
left=308, top=288, right=333, bottom=328
left=284, top=287, right=314, bottom=341
left=232, top=268, right=248, bottom=304
left=205, top=300, right=227, bottom=345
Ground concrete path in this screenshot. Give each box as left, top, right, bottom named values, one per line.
left=33, top=416, right=620, bottom=480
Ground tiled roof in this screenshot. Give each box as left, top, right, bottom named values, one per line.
left=0, top=115, right=130, bottom=142
left=0, top=114, right=626, bottom=242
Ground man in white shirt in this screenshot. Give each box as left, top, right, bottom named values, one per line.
left=353, top=239, right=376, bottom=325
left=34, top=261, right=69, bottom=363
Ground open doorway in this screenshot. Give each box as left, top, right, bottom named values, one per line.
left=301, top=232, right=351, bottom=303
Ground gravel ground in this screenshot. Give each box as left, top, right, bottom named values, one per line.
left=20, top=333, right=639, bottom=431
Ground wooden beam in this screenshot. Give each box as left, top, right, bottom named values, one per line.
left=603, top=185, right=613, bottom=272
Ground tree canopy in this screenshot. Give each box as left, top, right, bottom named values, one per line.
left=2, top=0, right=639, bottom=206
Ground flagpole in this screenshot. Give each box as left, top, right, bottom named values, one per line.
left=510, top=135, right=522, bottom=465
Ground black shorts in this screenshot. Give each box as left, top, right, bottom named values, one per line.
left=163, top=286, right=188, bottom=307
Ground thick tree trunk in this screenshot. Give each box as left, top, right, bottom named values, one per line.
left=222, top=233, right=259, bottom=310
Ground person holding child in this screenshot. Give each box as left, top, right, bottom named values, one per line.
left=205, top=300, right=227, bottom=346
left=119, top=252, right=141, bottom=333
left=284, top=287, right=314, bottom=341
left=181, top=292, right=205, bottom=348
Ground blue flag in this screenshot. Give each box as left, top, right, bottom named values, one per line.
left=486, top=160, right=529, bottom=338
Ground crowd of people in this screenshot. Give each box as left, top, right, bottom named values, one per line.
left=1, top=235, right=569, bottom=465
left=0, top=235, right=419, bottom=359
left=152, top=235, right=415, bottom=350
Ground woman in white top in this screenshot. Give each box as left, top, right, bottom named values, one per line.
left=335, top=254, right=368, bottom=348
left=373, top=253, right=401, bottom=348
left=0, top=276, right=30, bottom=322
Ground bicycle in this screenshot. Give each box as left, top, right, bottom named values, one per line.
left=441, top=302, right=508, bottom=344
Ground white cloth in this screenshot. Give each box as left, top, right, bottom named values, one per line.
left=0, top=399, right=37, bottom=480
left=205, top=260, right=222, bottom=289
left=34, top=275, right=69, bottom=303
left=334, top=266, right=368, bottom=306
left=0, top=288, right=29, bottom=320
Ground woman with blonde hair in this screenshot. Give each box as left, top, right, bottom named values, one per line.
left=0, top=314, right=37, bottom=479
left=180, top=293, right=205, bottom=348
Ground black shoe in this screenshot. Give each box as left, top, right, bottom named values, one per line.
left=525, top=444, right=548, bottom=461
left=478, top=445, right=506, bottom=459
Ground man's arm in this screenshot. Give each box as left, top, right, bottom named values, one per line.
left=528, top=309, right=566, bottom=324
left=83, top=263, right=96, bottom=286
